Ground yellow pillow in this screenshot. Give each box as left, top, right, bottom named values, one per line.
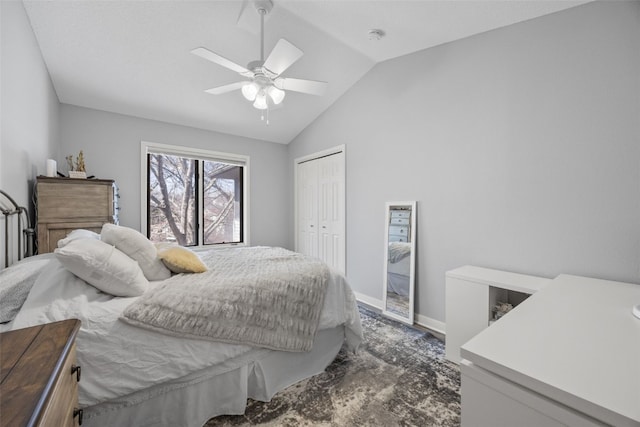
left=157, top=246, right=207, bottom=274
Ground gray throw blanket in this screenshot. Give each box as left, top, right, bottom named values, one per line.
left=121, top=247, right=329, bottom=352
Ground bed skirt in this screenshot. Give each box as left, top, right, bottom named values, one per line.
left=82, top=326, right=345, bottom=427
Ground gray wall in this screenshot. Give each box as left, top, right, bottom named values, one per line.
left=1, top=0, right=60, bottom=264
left=288, top=1, right=640, bottom=324
left=60, top=105, right=290, bottom=248
left=4, top=0, right=640, bottom=327
left=1, top=0, right=60, bottom=207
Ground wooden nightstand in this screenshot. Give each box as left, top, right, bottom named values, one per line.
left=0, top=319, right=82, bottom=426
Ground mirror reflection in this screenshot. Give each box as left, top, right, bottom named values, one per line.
left=383, top=201, right=416, bottom=325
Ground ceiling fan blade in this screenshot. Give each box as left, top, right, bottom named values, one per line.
left=191, top=47, right=250, bottom=75
left=236, top=0, right=248, bottom=24
left=276, top=78, right=327, bottom=96
left=263, top=39, right=303, bottom=76
left=204, top=81, right=246, bottom=95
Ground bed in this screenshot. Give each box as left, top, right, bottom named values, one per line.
left=0, top=190, right=35, bottom=268
left=0, top=223, right=362, bottom=427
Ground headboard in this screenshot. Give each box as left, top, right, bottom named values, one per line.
left=0, top=190, right=35, bottom=268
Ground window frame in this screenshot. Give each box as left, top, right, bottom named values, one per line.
left=140, top=141, right=250, bottom=249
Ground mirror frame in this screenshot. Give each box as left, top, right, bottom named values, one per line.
left=382, top=201, right=416, bottom=325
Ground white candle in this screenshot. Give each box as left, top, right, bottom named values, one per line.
left=46, top=159, right=57, bottom=177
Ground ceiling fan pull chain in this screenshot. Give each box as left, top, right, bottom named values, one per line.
left=259, top=106, right=270, bottom=125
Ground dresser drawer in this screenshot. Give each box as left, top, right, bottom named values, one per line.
left=37, top=182, right=113, bottom=221
left=39, top=344, right=80, bottom=427
left=390, top=211, right=410, bottom=219
left=0, top=320, right=81, bottom=427
left=389, top=224, right=408, bottom=236
left=390, top=217, right=409, bottom=225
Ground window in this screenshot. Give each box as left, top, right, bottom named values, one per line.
left=141, top=142, right=249, bottom=247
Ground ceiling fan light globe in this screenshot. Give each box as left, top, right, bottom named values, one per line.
left=267, top=86, right=285, bottom=105
left=241, top=82, right=259, bottom=101
left=253, top=91, right=268, bottom=110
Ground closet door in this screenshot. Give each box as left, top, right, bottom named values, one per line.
left=296, top=149, right=345, bottom=274
left=297, top=159, right=319, bottom=258
left=317, top=153, right=344, bottom=273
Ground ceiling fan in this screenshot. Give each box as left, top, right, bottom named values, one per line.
left=191, top=0, right=327, bottom=117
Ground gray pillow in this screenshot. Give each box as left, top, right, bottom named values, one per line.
left=0, top=257, right=51, bottom=323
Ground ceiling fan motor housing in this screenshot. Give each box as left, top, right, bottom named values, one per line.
left=247, top=60, right=266, bottom=73
left=253, top=0, right=273, bottom=15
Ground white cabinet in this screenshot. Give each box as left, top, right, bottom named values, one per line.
left=460, top=274, right=640, bottom=426
left=296, top=150, right=345, bottom=274
left=445, top=265, right=549, bottom=363
left=461, top=360, right=605, bottom=427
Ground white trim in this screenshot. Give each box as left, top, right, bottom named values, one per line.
left=295, top=144, right=345, bottom=165
left=140, top=141, right=250, bottom=247
left=353, top=291, right=383, bottom=311
left=241, top=157, right=250, bottom=247
left=141, top=141, right=248, bottom=165
left=354, top=291, right=447, bottom=336
left=415, top=313, right=447, bottom=336
left=140, top=143, right=148, bottom=232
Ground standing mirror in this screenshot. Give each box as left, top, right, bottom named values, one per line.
left=382, top=201, right=416, bottom=325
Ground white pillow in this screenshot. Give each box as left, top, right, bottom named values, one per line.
left=101, top=224, right=171, bottom=281
left=54, top=239, right=148, bottom=297
left=57, top=228, right=100, bottom=248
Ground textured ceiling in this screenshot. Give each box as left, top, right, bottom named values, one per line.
left=23, top=0, right=590, bottom=144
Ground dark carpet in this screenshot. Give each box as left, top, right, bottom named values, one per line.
left=205, top=304, right=461, bottom=426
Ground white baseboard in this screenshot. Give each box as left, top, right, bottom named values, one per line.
left=353, top=291, right=383, bottom=310
left=415, top=313, right=446, bottom=336
left=353, top=291, right=446, bottom=336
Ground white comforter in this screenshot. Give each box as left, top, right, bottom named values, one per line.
left=10, top=253, right=362, bottom=407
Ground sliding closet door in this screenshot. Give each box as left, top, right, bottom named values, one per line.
left=296, top=149, right=345, bottom=274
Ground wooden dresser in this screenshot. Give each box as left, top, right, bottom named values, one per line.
left=0, top=319, right=82, bottom=427
left=36, top=177, right=119, bottom=254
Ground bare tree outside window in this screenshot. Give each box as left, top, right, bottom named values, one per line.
left=148, top=154, right=197, bottom=246
left=147, top=153, right=243, bottom=246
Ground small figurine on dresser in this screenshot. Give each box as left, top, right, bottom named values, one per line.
left=67, top=150, right=87, bottom=179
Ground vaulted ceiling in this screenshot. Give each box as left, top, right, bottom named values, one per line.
left=23, top=0, right=590, bottom=144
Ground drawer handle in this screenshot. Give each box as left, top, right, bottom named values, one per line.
left=74, top=408, right=84, bottom=425
left=71, top=365, right=81, bottom=382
